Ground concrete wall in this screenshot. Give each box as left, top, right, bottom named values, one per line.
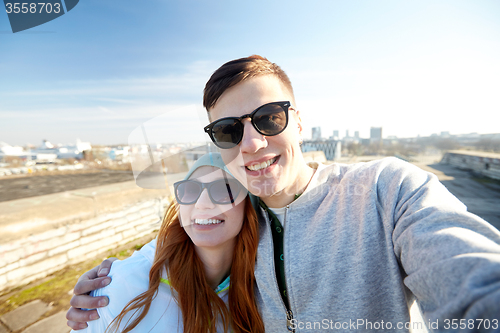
left=0, top=197, right=168, bottom=291
left=0, top=178, right=176, bottom=292
left=442, top=151, right=500, bottom=180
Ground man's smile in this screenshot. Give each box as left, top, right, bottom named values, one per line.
left=245, top=156, right=278, bottom=171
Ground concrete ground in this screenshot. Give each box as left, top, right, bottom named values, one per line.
left=0, top=171, right=134, bottom=203
left=416, top=162, right=500, bottom=231
left=0, top=301, right=69, bottom=333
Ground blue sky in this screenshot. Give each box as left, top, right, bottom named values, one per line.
left=1, top=0, right=499, bottom=145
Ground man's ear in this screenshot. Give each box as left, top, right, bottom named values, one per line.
left=294, top=108, right=303, bottom=136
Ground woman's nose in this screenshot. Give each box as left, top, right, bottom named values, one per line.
left=194, top=188, right=215, bottom=209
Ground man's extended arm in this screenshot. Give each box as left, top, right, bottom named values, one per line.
left=382, top=159, right=500, bottom=331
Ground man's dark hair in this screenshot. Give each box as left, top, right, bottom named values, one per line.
left=203, top=55, right=294, bottom=111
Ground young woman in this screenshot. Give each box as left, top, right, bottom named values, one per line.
left=72, top=153, right=264, bottom=333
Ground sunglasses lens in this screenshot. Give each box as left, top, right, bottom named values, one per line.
left=253, top=104, right=287, bottom=135
left=175, top=181, right=201, bottom=204
left=210, top=179, right=241, bottom=204
left=211, top=119, right=243, bottom=149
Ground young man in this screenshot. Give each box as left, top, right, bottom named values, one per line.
left=68, top=56, right=500, bottom=332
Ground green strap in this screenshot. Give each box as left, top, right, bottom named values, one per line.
left=214, top=275, right=230, bottom=294
left=259, top=199, right=291, bottom=311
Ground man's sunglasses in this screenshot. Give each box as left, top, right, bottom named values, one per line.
left=174, top=178, right=244, bottom=205
left=204, top=101, right=291, bottom=149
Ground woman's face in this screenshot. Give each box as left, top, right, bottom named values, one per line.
left=178, top=166, right=246, bottom=249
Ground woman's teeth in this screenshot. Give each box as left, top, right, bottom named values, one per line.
left=194, top=219, right=223, bottom=225
left=246, top=157, right=277, bottom=171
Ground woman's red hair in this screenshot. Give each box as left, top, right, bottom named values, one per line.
left=107, top=194, right=264, bottom=333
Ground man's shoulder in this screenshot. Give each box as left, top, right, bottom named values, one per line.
left=318, top=157, right=416, bottom=183
left=309, top=157, right=433, bottom=204
left=335, top=156, right=412, bottom=172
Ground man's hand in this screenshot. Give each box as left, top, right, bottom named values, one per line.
left=66, top=258, right=118, bottom=330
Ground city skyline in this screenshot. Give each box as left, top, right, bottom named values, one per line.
left=2, top=126, right=499, bottom=149
left=2, top=1, right=500, bottom=145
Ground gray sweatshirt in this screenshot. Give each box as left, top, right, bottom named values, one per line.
left=253, top=157, right=500, bottom=332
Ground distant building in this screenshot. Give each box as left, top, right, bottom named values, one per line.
left=345, top=130, right=350, bottom=139
left=302, top=140, right=341, bottom=161
left=361, top=138, right=371, bottom=146
left=0, top=142, right=25, bottom=156
left=333, top=130, right=339, bottom=139
left=354, top=131, right=360, bottom=139
left=302, top=151, right=327, bottom=164
left=312, top=127, right=322, bottom=141
left=440, top=131, right=450, bottom=138
left=34, top=139, right=91, bottom=160
left=370, top=127, right=383, bottom=143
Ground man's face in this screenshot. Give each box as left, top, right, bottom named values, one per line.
left=209, top=75, right=305, bottom=205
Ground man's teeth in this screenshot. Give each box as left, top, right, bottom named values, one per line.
left=246, top=157, right=276, bottom=171
left=194, top=219, right=223, bottom=225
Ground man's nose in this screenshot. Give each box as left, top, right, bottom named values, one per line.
left=194, top=189, right=215, bottom=209
left=239, top=120, right=268, bottom=154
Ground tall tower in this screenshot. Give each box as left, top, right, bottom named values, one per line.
left=312, top=127, right=322, bottom=141
left=370, top=127, right=383, bottom=143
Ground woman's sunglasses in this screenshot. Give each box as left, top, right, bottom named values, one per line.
left=204, top=101, right=291, bottom=149
left=174, top=178, right=244, bottom=205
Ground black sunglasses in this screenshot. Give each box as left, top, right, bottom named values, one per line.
left=204, top=101, right=291, bottom=149
left=174, top=178, right=244, bottom=205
